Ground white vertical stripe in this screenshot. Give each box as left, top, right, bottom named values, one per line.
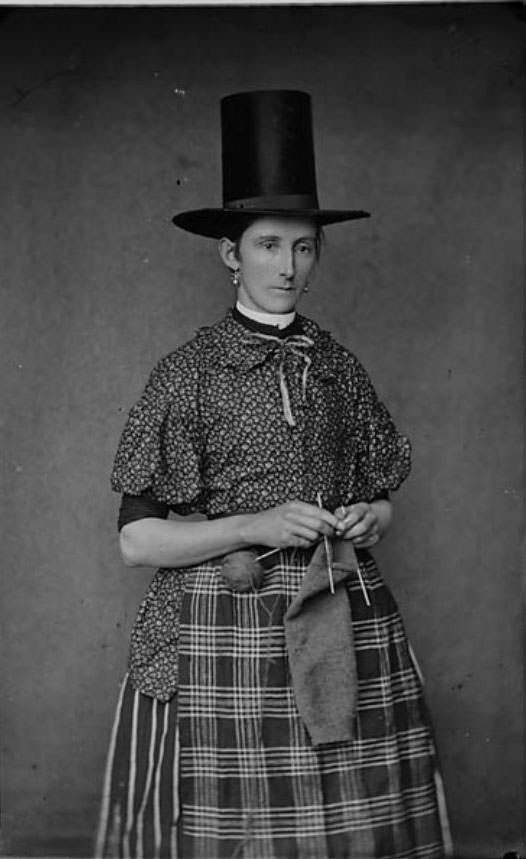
left=434, top=767, right=454, bottom=857
left=409, top=643, right=454, bottom=855
left=122, top=689, right=140, bottom=859
left=153, top=702, right=170, bottom=859
left=170, top=821, right=178, bottom=859
left=408, top=641, right=425, bottom=687
left=135, top=699, right=158, bottom=859
left=170, top=724, right=180, bottom=859
left=94, top=675, right=128, bottom=859
left=107, top=801, right=122, bottom=859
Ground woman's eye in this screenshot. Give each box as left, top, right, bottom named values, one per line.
left=297, top=243, right=314, bottom=254
left=261, top=241, right=276, bottom=250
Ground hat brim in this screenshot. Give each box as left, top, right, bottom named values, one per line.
left=172, top=208, right=370, bottom=239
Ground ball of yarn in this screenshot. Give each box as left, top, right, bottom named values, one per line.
left=220, top=550, right=265, bottom=593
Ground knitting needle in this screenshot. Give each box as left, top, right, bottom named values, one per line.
left=336, top=505, right=371, bottom=606
left=356, top=562, right=371, bottom=607
left=316, top=492, right=335, bottom=594
left=255, top=547, right=281, bottom=562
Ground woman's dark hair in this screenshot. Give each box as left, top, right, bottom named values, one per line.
left=223, top=214, right=324, bottom=261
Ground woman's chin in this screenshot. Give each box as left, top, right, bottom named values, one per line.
left=264, top=289, right=299, bottom=313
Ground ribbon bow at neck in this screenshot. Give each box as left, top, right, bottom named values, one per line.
left=248, top=331, right=314, bottom=427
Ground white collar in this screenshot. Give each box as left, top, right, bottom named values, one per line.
left=236, top=300, right=296, bottom=330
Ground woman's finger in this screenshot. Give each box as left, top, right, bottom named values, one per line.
left=341, top=514, right=373, bottom=536
left=352, top=532, right=379, bottom=547
left=289, top=501, right=338, bottom=529
left=288, top=525, right=320, bottom=545
left=286, top=509, right=336, bottom=536
left=334, top=504, right=369, bottom=531
left=297, top=515, right=335, bottom=538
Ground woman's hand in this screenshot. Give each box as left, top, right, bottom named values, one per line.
left=240, top=500, right=338, bottom=550
left=334, top=499, right=392, bottom=547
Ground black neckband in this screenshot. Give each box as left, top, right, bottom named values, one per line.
left=232, top=305, right=303, bottom=340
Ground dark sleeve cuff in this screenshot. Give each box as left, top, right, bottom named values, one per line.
left=117, top=490, right=170, bottom=532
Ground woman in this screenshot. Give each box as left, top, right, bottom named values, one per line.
left=96, top=91, right=451, bottom=859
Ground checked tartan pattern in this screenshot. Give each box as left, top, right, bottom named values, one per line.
left=176, top=549, right=447, bottom=859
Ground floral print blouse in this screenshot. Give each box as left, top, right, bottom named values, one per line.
left=111, top=308, right=411, bottom=700
left=112, top=308, right=411, bottom=515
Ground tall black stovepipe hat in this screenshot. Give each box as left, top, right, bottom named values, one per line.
left=172, top=90, right=370, bottom=239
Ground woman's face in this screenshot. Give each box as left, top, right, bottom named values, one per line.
left=219, top=216, right=318, bottom=314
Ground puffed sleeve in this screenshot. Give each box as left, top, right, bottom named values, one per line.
left=346, top=355, right=411, bottom=502
left=111, top=353, right=203, bottom=513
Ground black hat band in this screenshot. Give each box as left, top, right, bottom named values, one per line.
left=225, top=193, right=320, bottom=211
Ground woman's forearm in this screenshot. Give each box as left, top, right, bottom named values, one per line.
left=119, top=499, right=340, bottom=569
left=120, top=514, right=260, bottom=567
left=120, top=515, right=252, bottom=568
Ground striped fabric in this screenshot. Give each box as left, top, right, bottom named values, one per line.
left=95, top=680, right=180, bottom=859
left=96, top=549, right=450, bottom=859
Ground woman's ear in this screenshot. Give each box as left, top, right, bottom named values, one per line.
left=218, top=237, right=237, bottom=271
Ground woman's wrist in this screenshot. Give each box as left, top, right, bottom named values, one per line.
left=232, top=513, right=257, bottom=549
left=369, top=498, right=393, bottom=539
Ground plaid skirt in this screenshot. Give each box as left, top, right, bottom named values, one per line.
left=95, top=550, right=452, bottom=859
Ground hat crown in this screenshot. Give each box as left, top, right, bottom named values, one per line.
left=172, top=88, right=370, bottom=238
left=221, top=90, right=319, bottom=209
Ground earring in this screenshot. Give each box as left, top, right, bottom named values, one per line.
left=302, top=282, right=310, bottom=294
left=231, top=268, right=240, bottom=287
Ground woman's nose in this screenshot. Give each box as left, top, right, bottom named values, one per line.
left=280, top=248, right=295, bottom=280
